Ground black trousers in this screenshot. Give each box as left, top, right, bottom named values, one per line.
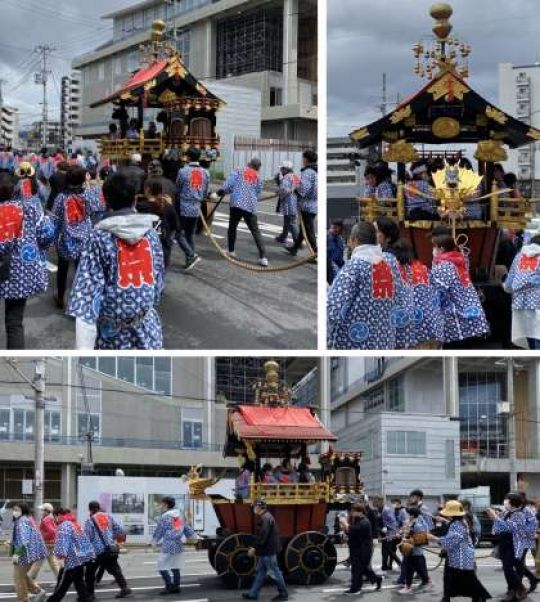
left=349, top=550, right=378, bottom=592
left=48, top=564, right=89, bottom=602
left=405, top=554, right=429, bottom=587
left=56, top=257, right=79, bottom=304
left=228, top=207, right=266, bottom=258
left=4, top=298, right=27, bottom=349
left=180, top=216, right=198, bottom=254
left=293, top=211, right=317, bottom=253
left=381, top=539, right=401, bottom=570
left=500, top=546, right=523, bottom=592
left=517, top=550, right=537, bottom=585
left=85, top=553, right=127, bottom=595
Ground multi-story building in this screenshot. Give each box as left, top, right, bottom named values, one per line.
left=72, top=0, right=317, bottom=144
left=60, top=72, right=82, bottom=152
left=0, top=357, right=321, bottom=509
left=0, top=104, right=19, bottom=148
left=26, top=120, right=63, bottom=151
left=328, top=357, right=540, bottom=503
left=499, top=62, right=540, bottom=197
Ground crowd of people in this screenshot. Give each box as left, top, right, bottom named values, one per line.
left=5, top=496, right=197, bottom=602
left=337, top=488, right=539, bottom=601
left=0, top=145, right=318, bottom=350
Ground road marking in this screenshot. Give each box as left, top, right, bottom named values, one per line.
left=0, top=589, right=204, bottom=601
left=321, top=585, right=397, bottom=593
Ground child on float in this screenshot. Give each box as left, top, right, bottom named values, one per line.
left=430, top=232, right=489, bottom=348
left=327, top=221, right=400, bottom=350
left=503, top=233, right=540, bottom=349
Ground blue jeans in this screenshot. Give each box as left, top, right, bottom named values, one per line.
left=248, top=555, right=288, bottom=599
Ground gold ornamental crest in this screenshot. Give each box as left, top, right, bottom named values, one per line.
left=432, top=117, right=460, bottom=139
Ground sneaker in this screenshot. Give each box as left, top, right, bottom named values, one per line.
left=344, top=590, right=360, bottom=595
left=285, top=246, right=297, bottom=257
left=169, top=587, right=181, bottom=594
left=115, top=589, right=132, bottom=598
left=258, top=257, right=269, bottom=267
left=419, top=580, right=433, bottom=591
left=275, top=236, right=286, bottom=243
left=397, top=587, right=413, bottom=595
left=185, top=255, right=201, bottom=272
left=229, top=251, right=237, bottom=258
left=375, top=577, right=383, bottom=591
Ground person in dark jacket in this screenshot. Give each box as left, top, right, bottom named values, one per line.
left=118, top=154, right=145, bottom=194
left=242, top=500, right=288, bottom=601
left=341, top=502, right=382, bottom=594
left=46, top=161, right=69, bottom=211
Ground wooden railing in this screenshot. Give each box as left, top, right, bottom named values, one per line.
left=98, top=134, right=220, bottom=161
left=249, top=481, right=330, bottom=504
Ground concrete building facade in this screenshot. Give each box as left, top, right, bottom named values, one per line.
left=499, top=62, right=540, bottom=197
left=60, top=72, right=82, bottom=152
left=0, top=105, right=19, bottom=148
left=72, top=0, right=317, bottom=144
left=329, top=357, right=540, bottom=504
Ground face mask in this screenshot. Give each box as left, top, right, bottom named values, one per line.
left=504, top=500, right=511, bottom=511
left=432, top=248, right=440, bottom=259
left=12, top=510, right=21, bottom=518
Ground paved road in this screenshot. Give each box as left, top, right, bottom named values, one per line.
left=0, top=199, right=317, bottom=350
left=0, top=546, right=531, bottom=602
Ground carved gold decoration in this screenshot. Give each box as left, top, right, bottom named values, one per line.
left=476, top=115, right=488, bottom=127
left=404, top=115, right=416, bottom=127
left=485, top=106, right=508, bottom=124
left=195, top=83, right=208, bottom=96
left=528, top=128, right=540, bottom=141
left=158, top=89, right=178, bottom=104
left=427, top=73, right=469, bottom=101
left=119, top=92, right=133, bottom=102
left=432, top=116, right=460, bottom=139
left=382, top=130, right=400, bottom=141
left=350, top=127, right=369, bottom=141
left=186, top=464, right=217, bottom=499
left=383, top=140, right=419, bottom=163
left=166, top=59, right=188, bottom=79
left=474, top=139, right=508, bottom=163
left=390, top=105, right=412, bottom=124
left=144, top=79, right=156, bottom=92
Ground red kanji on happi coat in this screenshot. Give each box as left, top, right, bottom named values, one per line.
left=189, top=168, right=204, bottom=190
left=116, top=239, right=155, bottom=289
left=20, top=179, right=32, bottom=199
left=519, top=255, right=540, bottom=272
left=410, top=260, right=429, bottom=285
left=292, top=174, right=301, bottom=188
left=172, top=517, right=183, bottom=531
left=372, top=261, right=394, bottom=299
left=242, top=167, right=259, bottom=184
left=0, top=204, right=23, bottom=243
left=65, top=195, right=86, bottom=224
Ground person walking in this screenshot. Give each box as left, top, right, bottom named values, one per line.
left=428, top=500, right=491, bottom=602
left=373, top=496, right=401, bottom=572
left=242, top=500, right=288, bottom=601
left=340, top=501, right=382, bottom=594
left=151, top=496, right=197, bottom=595
left=46, top=508, right=95, bottom=602
left=28, top=503, right=60, bottom=580
left=275, top=161, right=300, bottom=245
left=84, top=501, right=131, bottom=599
left=286, top=150, right=317, bottom=256
left=220, top=158, right=269, bottom=267
left=10, top=503, right=48, bottom=602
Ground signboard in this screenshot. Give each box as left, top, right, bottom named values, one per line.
left=22, top=479, right=33, bottom=495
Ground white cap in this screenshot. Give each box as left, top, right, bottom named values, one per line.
left=131, top=153, right=142, bottom=164
left=38, top=503, right=54, bottom=512
left=280, top=161, right=293, bottom=170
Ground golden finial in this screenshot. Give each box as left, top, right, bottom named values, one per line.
left=263, top=360, right=280, bottom=390
left=151, top=20, right=166, bottom=43
left=430, top=3, right=453, bottom=41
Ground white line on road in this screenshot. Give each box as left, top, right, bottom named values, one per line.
left=0, top=584, right=202, bottom=599
left=321, top=585, right=397, bottom=593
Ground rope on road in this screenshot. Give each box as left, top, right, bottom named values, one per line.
left=198, top=203, right=317, bottom=274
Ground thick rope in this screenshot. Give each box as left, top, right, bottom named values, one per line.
left=198, top=202, right=317, bottom=273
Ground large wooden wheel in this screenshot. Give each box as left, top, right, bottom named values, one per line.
left=208, top=540, right=218, bottom=569
left=284, top=531, right=337, bottom=585
left=215, top=533, right=257, bottom=589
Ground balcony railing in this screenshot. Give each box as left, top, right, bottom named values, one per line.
left=0, top=434, right=223, bottom=452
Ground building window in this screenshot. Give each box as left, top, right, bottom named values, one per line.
left=127, top=51, right=139, bottom=73
left=355, top=433, right=373, bottom=461
left=154, top=358, right=172, bottom=396
left=173, top=28, right=191, bottom=67
left=136, top=358, right=154, bottom=389
left=13, top=409, right=34, bottom=441
left=97, top=62, right=105, bottom=81
left=387, top=377, right=404, bottom=412
left=182, top=409, right=203, bottom=448
left=117, top=357, right=135, bottom=384
left=387, top=431, right=426, bottom=456
left=269, top=87, right=282, bottom=106
left=98, top=358, right=116, bottom=377
left=114, top=56, right=123, bottom=76
left=446, top=439, right=456, bottom=479
left=78, top=413, right=101, bottom=440
left=133, top=11, right=143, bottom=31
left=364, top=385, right=384, bottom=412
left=80, top=358, right=96, bottom=370
left=0, top=409, right=9, bottom=440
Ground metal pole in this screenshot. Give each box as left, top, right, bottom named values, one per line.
left=507, top=359, right=517, bottom=491
left=34, top=359, right=46, bottom=516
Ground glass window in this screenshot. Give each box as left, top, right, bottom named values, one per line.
left=0, top=409, right=9, bottom=440
left=154, top=358, right=172, bottom=396
left=13, top=409, right=34, bottom=441
left=97, top=62, right=105, bottom=81
left=387, top=431, right=426, bottom=456
left=45, top=410, right=61, bottom=442
left=117, top=358, right=135, bottom=384
left=364, top=386, right=384, bottom=412
left=114, top=56, right=123, bottom=76
left=446, top=439, right=456, bottom=478
left=269, top=87, right=282, bottom=107
left=127, top=51, right=139, bottom=73
left=136, top=358, right=153, bottom=389
left=79, top=358, right=96, bottom=370
left=182, top=408, right=203, bottom=448
left=98, top=358, right=116, bottom=377
left=78, top=413, right=100, bottom=440
left=133, top=11, right=143, bottom=31
left=387, top=377, right=404, bottom=412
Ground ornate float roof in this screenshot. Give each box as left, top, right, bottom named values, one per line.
left=90, top=54, right=223, bottom=108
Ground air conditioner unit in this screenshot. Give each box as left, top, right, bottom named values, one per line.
left=497, top=402, right=510, bottom=415
left=516, top=72, right=528, bottom=83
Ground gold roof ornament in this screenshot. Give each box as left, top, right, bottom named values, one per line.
left=527, top=128, right=540, bottom=141
left=432, top=116, right=461, bottom=139
left=390, top=105, right=412, bottom=125
left=350, top=127, right=369, bottom=141
left=485, top=106, right=508, bottom=125
left=151, top=19, right=166, bottom=43
left=383, top=140, right=419, bottom=163
left=430, top=3, right=453, bottom=40
left=474, top=139, right=508, bottom=163
left=253, top=360, right=293, bottom=406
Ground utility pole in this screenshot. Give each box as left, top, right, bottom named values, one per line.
left=0, top=78, right=6, bottom=146
left=34, top=45, right=55, bottom=148
left=380, top=72, right=387, bottom=116
left=33, top=359, right=46, bottom=514
left=506, top=359, right=518, bottom=491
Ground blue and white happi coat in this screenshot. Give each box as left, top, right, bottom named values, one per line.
left=493, top=509, right=534, bottom=560
left=438, top=519, right=475, bottom=570
left=223, top=167, right=263, bottom=214
left=37, top=156, right=56, bottom=180
left=430, top=255, right=489, bottom=343
left=401, top=260, right=444, bottom=344
left=84, top=512, right=124, bottom=556
left=410, top=515, right=429, bottom=557
left=504, top=244, right=540, bottom=310
left=327, top=245, right=403, bottom=349
left=0, top=199, right=55, bottom=300
left=12, top=516, right=48, bottom=566
left=54, top=518, right=95, bottom=569
left=152, top=510, right=196, bottom=555
left=177, top=163, right=211, bottom=218
left=376, top=180, right=395, bottom=199
left=381, top=505, right=398, bottom=538
left=67, top=213, right=165, bottom=350
left=278, top=172, right=300, bottom=216
left=52, top=188, right=102, bottom=261
left=384, top=252, right=417, bottom=349
left=0, top=151, right=15, bottom=172
left=297, top=166, right=317, bottom=214
left=405, top=179, right=435, bottom=214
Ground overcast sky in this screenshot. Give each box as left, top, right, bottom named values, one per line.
left=0, top=0, right=133, bottom=129
left=328, top=0, right=540, bottom=137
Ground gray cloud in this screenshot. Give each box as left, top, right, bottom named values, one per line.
left=328, top=0, right=540, bottom=136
